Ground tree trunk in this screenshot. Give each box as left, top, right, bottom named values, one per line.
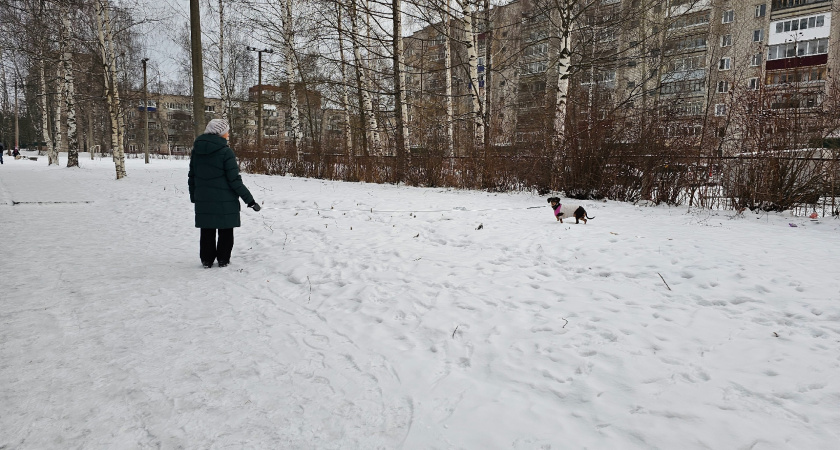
left=482, top=0, right=491, bottom=155
left=350, top=0, right=377, bottom=156
left=53, top=59, right=64, bottom=165
left=96, top=0, right=126, bottom=178
left=337, top=2, right=353, bottom=156
left=553, top=26, right=572, bottom=149
left=39, top=61, right=56, bottom=164
left=392, top=0, right=408, bottom=181
left=363, top=0, right=380, bottom=154
left=459, top=0, right=483, bottom=148
left=284, top=0, right=302, bottom=160
left=444, top=0, right=454, bottom=158
left=88, top=106, right=95, bottom=160
left=61, top=12, right=79, bottom=168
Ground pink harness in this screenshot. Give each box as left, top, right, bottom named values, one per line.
left=553, top=203, right=562, bottom=216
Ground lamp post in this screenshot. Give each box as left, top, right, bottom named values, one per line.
left=246, top=46, right=273, bottom=149
left=142, top=57, right=150, bottom=164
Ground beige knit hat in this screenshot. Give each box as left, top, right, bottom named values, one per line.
left=204, top=118, right=230, bottom=136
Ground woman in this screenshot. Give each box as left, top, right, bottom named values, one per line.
left=188, top=119, right=261, bottom=268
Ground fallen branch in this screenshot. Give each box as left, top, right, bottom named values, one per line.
left=658, top=272, right=672, bottom=291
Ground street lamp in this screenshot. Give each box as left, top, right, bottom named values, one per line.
left=246, top=46, right=273, bottom=149
left=142, top=57, right=150, bottom=164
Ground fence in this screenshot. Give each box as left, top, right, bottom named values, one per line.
left=235, top=143, right=840, bottom=216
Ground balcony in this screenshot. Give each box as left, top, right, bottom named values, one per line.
left=771, top=0, right=831, bottom=12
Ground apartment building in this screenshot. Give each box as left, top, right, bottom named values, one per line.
left=404, top=0, right=839, bottom=154
left=123, top=83, right=325, bottom=155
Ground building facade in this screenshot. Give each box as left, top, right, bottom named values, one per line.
left=404, top=0, right=839, bottom=154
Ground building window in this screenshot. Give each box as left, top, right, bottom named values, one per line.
left=715, top=104, right=727, bottom=116
left=205, top=105, right=215, bottom=112
left=722, top=10, right=734, bottom=24
left=721, top=34, right=732, bottom=47
left=717, top=80, right=729, bottom=93
left=755, top=4, right=766, bottom=17
left=719, top=57, right=731, bottom=70
left=777, top=15, right=825, bottom=33
left=767, top=38, right=828, bottom=60
left=753, top=29, right=763, bottom=42
left=748, top=77, right=760, bottom=90
left=751, top=53, right=762, bottom=66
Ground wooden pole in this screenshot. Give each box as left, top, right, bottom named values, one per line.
left=189, top=0, right=206, bottom=137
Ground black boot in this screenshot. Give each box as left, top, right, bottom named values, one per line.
left=202, top=260, right=214, bottom=268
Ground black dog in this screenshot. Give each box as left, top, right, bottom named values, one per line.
left=547, top=197, right=595, bottom=224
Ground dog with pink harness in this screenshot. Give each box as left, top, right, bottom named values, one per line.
left=547, top=197, right=594, bottom=224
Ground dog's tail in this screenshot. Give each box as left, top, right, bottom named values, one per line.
left=586, top=214, right=595, bottom=219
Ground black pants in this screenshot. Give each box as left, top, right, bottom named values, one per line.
left=200, top=228, right=234, bottom=263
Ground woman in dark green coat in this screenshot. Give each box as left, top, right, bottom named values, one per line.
left=188, top=119, right=261, bottom=268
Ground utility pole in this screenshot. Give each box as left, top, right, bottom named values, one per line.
left=246, top=46, right=273, bottom=150
left=190, top=0, right=206, bottom=137
left=142, top=58, right=150, bottom=164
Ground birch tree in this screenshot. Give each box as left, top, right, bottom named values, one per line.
left=283, top=0, right=303, bottom=159
left=392, top=0, right=408, bottom=178
left=457, top=0, right=482, bottom=147
left=60, top=9, right=79, bottom=167
left=336, top=1, right=353, bottom=155
left=39, top=60, right=57, bottom=165
left=550, top=1, right=575, bottom=148
left=347, top=0, right=378, bottom=155
left=443, top=0, right=454, bottom=158
left=53, top=58, right=63, bottom=163
left=96, top=0, right=126, bottom=179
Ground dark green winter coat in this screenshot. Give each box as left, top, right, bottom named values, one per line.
left=188, top=134, right=254, bottom=229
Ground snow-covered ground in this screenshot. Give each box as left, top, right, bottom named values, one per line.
left=1, top=153, right=839, bottom=449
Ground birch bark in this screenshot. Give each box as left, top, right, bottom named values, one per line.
left=337, top=2, right=353, bottom=155
left=393, top=0, right=408, bottom=177
left=39, top=61, right=56, bottom=164
left=284, top=0, right=302, bottom=159
left=458, top=0, right=483, bottom=147
left=96, top=0, right=126, bottom=178
left=53, top=60, right=64, bottom=165
left=350, top=0, right=378, bottom=155
left=552, top=11, right=573, bottom=148
left=61, top=12, right=79, bottom=167
left=444, top=0, right=454, bottom=157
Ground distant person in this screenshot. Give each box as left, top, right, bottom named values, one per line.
left=0, top=142, right=4, bottom=164
left=188, top=119, right=261, bottom=268
left=12, top=147, right=19, bottom=157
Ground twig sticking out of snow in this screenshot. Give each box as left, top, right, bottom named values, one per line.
left=658, top=272, right=672, bottom=291
left=307, top=276, right=312, bottom=303
left=452, top=325, right=459, bottom=339
left=562, top=318, right=568, bottom=328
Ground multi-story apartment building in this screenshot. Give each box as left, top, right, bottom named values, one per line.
left=123, top=83, right=325, bottom=155
left=404, top=0, right=839, bottom=154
